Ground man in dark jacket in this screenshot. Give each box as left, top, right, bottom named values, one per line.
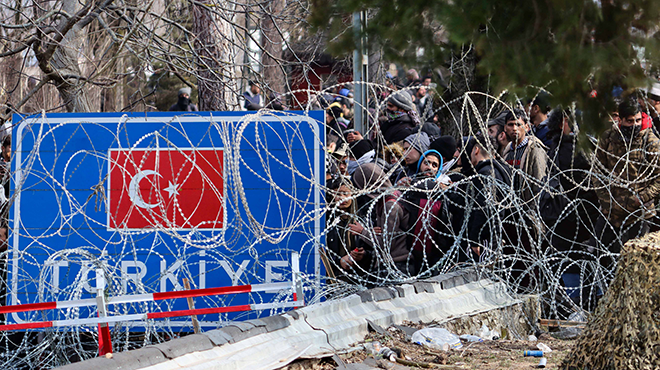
left=486, top=112, right=510, bottom=158
left=169, top=87, right=199, bottom=112
left=528, top=92, right=553, bottom=147
left=545, top=108, right=600, bottom=309
left=465, top=135, right=513, bottom=258
left=379, top=91, right=420, bottom=144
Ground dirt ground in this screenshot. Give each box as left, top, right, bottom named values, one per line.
left=281, top=321, right=576, bottom=370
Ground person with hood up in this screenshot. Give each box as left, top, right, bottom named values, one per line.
left=429, top=135, right=458, bottom=185
left=379, top=91, right=421, bottom=144
left=350, top=163, right=413, bottom=276
left=400, top=149, right=451, bottom=275
left=169, top=87, right=199, bottom=112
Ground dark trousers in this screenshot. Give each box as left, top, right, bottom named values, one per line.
left=589, top=216, right=650, bottom=286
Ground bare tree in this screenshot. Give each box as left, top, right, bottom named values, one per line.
left=192, top=1, right=238, bottom=111
left=260, top=0, right=285, bottom=96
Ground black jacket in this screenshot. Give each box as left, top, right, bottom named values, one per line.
left=380, top=114, right=417, bottom=144
left=466, top=159, right=513, bottom=247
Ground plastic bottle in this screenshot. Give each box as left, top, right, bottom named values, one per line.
left=523, top=350, right=544, bottom=357
left=363, top=341, right=382, bottom=355
left=459, top=334, right=484, bottom=342
left=538, top=357, right=547, bottom=368
left=475, top=324, right=500, bottom=340
left=378, top=347, right=397, bottom=362
left=363, top=341, right=397, bottom=362
left=475, top=324, right=489, bottom=338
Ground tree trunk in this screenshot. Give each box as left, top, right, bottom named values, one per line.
left=192, top=1, right=238, bottom=111
left=44, top=0, right=92, bottom=112
left=260, top=0, right=285, bottom=96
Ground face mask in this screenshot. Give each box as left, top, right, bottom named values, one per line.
left=387, top=109, right=406, bottom=120
left=178, top=96, right=191, bottom=107
left=620, top=125, right=641, bottom=141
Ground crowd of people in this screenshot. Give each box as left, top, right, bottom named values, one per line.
left=166, top=70, right=660, bottom=312
left=321, top=73, right=660, bottom=312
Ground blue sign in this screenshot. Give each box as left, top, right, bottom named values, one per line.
left=9, top=111, right=325, bottom=328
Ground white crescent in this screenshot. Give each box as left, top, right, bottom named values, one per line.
left=128, top=170, right=162, bottom=209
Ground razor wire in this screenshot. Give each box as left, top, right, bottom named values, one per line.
left=0, top=1, right=655, bottom=366
left=0, top=84, right=654, bottom=368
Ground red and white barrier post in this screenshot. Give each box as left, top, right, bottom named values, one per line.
left=0, top=253, right=305, bottom=357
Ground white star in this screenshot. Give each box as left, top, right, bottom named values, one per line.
left=164, top=181, right=179, bottom=198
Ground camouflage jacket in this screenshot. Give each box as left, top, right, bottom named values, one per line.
left=594, top=126, right=660, bottom=228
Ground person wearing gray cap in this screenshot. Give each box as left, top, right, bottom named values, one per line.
left=169, top=87, right=199, bottom=112
left=486, top=111, right=510, bottom=157
left=379, top=91, right=421, bottom=144
left=394, top=131, right=431, bottom=184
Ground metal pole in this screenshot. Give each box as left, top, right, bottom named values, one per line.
left=353, top=12, right=368, bottom=135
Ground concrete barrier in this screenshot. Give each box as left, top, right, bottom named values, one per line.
left=58, top=269, right=532, bottom=370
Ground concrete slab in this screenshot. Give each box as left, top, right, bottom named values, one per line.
left=371, top=288, right=396, bottom=302
left=203, top=329, right=232, bottom=346
left=261, top=314, right=290, bottom=332
left=62, top=271, right=527, bottom=370
left=111, top=348, right=168, bottom=370
left=152, top=334, right=214, bottom=359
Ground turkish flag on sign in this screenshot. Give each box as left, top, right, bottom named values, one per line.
left=108, top=149, right=224, bottom=230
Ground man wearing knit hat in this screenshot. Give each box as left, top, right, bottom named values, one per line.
left=169, top=87, right=199, bottom=112
left=396, top=131, right=430, bottom=183
left=380, top=91, right=421, bottom=144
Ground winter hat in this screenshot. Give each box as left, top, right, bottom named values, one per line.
left=178, top=87, right=192, bottom=96
left=429, top=135, right=457, bottom=162
left=388, top=91, right=415, bottom=112
left=404, top=131, right=430, bottom=156
left=326, top=102, right=344, bottom=120
left=352, top=163, right=392, bottom=197
left=333, top=143, right=349, bottom=158
left=487, top=112, right=508, bottom=128
left=349, top=139, right=374, bottom=160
